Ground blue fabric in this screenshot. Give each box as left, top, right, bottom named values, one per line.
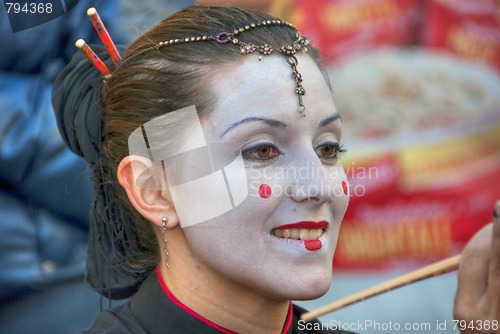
left=0, top=0, right=122, bottom=331
left=0, top=77, right=90, bottom=300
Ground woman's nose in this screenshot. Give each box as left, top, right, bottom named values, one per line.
left=287, top=159, right=335, bottom=205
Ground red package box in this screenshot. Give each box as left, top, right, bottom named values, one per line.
left=421, top=0, right=500, bottom=72
left=294, top=0, right=421, bottom=63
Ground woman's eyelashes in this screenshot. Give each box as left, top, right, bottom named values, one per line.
left=314, top=142, right=346, bottom=163
left=241, top=141, right=347, bottom=164
left=242, top=143, right=280, bottom=163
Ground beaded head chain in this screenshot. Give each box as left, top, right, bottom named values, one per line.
left=76, top=8, right=311, bottom=117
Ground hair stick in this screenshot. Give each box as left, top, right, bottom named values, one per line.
left=87, top=7, right=121, bottom=64
left=75, top=39, right=111, bottom=76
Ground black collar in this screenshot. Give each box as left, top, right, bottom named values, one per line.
left=129, top=267, right=294, bottom=334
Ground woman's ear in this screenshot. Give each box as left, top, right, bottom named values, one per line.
left=117, top=155, right=179, bottom=229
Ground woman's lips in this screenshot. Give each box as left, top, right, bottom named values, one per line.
left=270, top=221, right=328, bottom=244
left=274, top=221, right=329, bottom=230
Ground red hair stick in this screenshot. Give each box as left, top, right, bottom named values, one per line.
left=75, top=39, right=111, bottom=76
left=87, top=7, right=121, bottom=64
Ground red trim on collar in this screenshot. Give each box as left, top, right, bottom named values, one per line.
left=155, top=267, right=293, bottom=334
left=283, top=302, right=293, bottom=333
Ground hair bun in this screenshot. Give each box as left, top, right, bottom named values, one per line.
left=52, top=45, right=126, bottom=164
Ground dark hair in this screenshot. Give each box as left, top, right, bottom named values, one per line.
left=54, top=5, right=321, bottom=298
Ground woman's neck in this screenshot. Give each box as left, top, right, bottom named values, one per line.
left=158, top=227, right=291, bottom=334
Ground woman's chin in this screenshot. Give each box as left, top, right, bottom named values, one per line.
left=289, top=278, right=331, bottom=301
left=261, top=271, right=333, bottom=302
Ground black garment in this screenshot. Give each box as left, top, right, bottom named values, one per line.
left=79, top=268, right=354, bottom=334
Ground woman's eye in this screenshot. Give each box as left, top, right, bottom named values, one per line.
left=315, top=143, right=346, bottom=162
left=320, top=146, right=335, bottom=158
left=242, top=144, right=280, bottom=161
left=257, top=146, right=272, bottom=158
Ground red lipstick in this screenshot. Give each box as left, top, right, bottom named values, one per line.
left=273, top=221, right=329, bottom=230
left=304, top=240, right=322, bottom=251
left=271, top=221, right=328, bottom=252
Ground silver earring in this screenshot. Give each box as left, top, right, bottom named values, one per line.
left=162, top=217, right=170, bottom=268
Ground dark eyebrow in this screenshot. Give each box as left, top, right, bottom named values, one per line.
left=319, top=113, right=341, bottom=127
left=220, top=117, right=287, bottom=138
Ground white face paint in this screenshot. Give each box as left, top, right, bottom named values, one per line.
left=181, top=54, right=350, bottom=301
left=128, top=106, right=249, bottom=227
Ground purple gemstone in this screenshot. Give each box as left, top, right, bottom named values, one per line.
left=244, top=43, right=254, bottom=52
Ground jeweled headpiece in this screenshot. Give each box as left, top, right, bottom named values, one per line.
left=77, top=9, right=311, bottom=117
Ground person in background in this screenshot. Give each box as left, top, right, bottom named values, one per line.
left=0, top=1, right=121, bottom=333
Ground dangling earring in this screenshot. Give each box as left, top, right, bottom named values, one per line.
left=162, top=217, right=170, bottom=268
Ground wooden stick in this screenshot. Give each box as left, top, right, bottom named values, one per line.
left=301, top=254, right=461, bottom=322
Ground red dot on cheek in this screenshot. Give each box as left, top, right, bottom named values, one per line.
left=258, top=184, right=272, bottom=199
left=342, top=181, right=348, bottom=195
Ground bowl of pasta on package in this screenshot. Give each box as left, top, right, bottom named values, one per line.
left=329, top=48, right=500, bottom=270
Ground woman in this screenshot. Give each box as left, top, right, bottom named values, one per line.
left=53, top=6, right=500, bottom=334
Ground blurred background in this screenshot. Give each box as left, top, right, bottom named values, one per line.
left=278, top=0, right=500, bottom=333
left=1, top=0, right=499, bottom=333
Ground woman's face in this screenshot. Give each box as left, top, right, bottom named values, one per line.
left=180, top=54, right=349, bottom=301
